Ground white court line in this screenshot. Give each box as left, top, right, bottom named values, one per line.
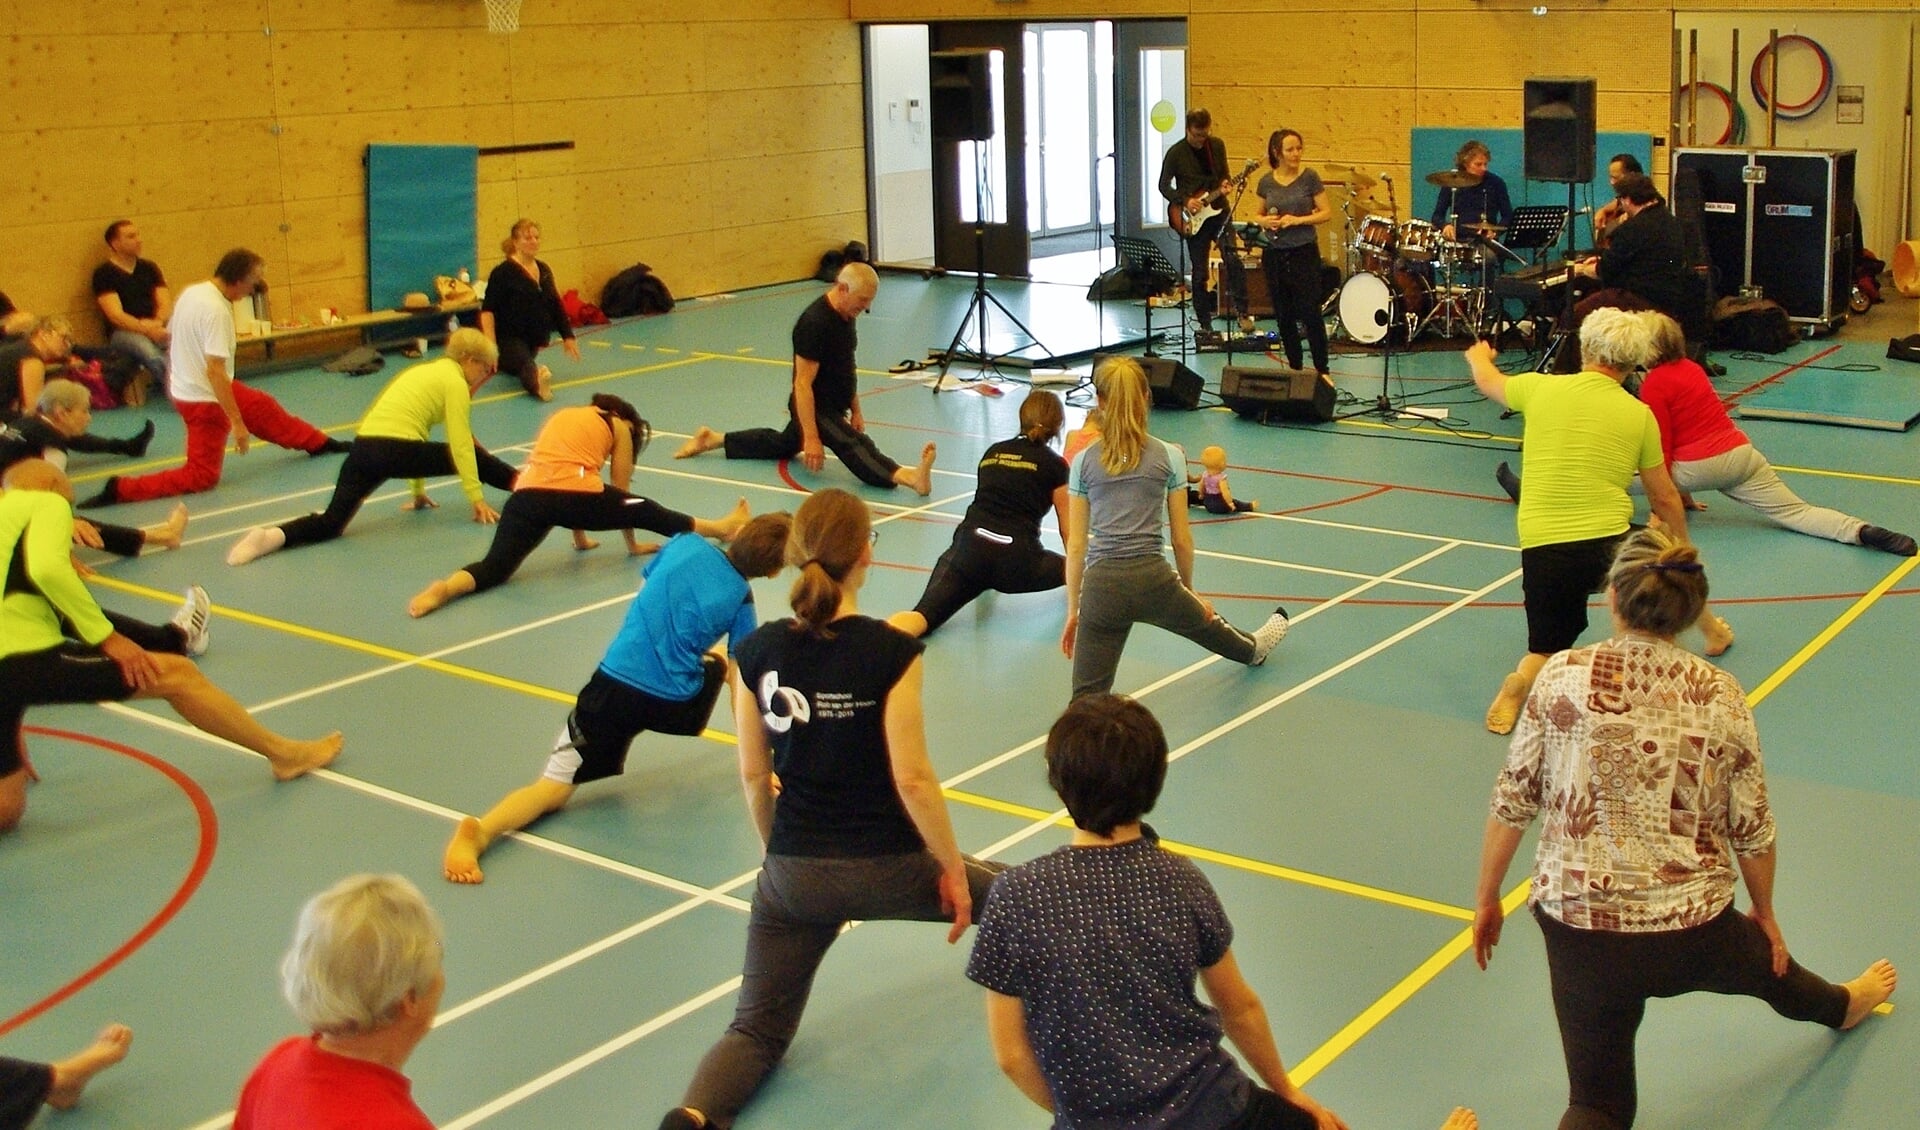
left=1196, top=545, right=1477, bottom=596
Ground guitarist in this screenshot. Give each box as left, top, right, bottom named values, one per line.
left=1158, top=108, right=1251, bottom=333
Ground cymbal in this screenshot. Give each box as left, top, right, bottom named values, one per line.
left=1323, top=165, right=1378, bottom=192
left=1426, top=169, right=1484, bottom=189
left=1459, top=222, right=1508, bottom=235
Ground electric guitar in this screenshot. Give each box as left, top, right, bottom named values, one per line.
left=1170, top=158, right=1259, bottom=237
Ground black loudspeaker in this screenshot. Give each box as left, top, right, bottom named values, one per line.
left=1219, top=365, right=1335, bottom=423
left=1098, top=353, right=1203, bottom=411
left=1523, top=77, right=1596, bottom=184
left=930, top=51, right=993, bottom=142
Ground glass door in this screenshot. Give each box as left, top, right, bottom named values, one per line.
left=1022, top=23, right=1113, bottom=240
left=1113, top=21, right=1187, bottom=270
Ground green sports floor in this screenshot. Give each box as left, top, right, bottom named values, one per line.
left=3, top=273, right=1917, bottom=1129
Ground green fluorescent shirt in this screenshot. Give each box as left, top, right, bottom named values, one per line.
left=1505, top=371, right=1663, bottom=549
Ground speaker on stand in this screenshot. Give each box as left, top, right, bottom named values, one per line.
left=1523, top=76, right=1597, bottom=261
left=930, top=50, right=992, bottom=143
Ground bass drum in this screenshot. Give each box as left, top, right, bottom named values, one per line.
left=1337, top=269, right=1433, bottom=345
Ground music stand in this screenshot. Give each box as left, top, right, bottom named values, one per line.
left=1112, top=235, right=1180, bottom=357
left=1502, top=205, right=1571, bottom=260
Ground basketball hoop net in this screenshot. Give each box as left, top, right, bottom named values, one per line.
left=482, top=0, right=520, bottom=33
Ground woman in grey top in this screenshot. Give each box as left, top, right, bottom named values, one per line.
left=1060, top=358, right=1291, bottom=699
left=1254, top=130, right=1333, bottom=376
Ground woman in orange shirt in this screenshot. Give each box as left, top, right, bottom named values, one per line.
left=408, top=394, right=749, bottom=617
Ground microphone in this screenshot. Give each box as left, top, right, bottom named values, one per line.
left=1571, top=206, right=1593, bottom=215
left=1241, top=157, right=1258, bottom=174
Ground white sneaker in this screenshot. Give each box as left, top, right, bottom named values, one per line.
left=171, top=585, right=212, bottom=656
left=1250, top=605, right=1290, bottom=665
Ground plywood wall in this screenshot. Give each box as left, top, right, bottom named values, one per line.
left=7, top=0, right=1913, bottom=341
left=0, top=0, right=864, bottom=340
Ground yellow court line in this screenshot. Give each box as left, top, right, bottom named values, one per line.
left=1747, top=553, right=1920, bottom=707
left=1336, top=417, right=1521, bottom=446
left=944, top=789, right=1472, bottom=921
left=1768, top=464, right=1920, bottom=489
left=1291, top=880, right=1531, bottom=1084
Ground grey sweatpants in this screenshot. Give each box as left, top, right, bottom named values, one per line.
left=680, top=851, right=1003, bottom=1128
left=1071, top=554, right=1257, bottom=700
left=1669, top=443, right=1864, bottom=545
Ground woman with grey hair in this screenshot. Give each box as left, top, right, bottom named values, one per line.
left=233, top=874, right=445, bottom=1130
left=1465, top=308, right=1730, bottom=735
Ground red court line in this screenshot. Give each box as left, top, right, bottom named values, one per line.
left=1227, top=461, right=1509, bottom=504
left=1725, top=344, right=1843, bottom=403
left=1274, top=486, right=1393, bottom=516
left=775, top=460, right=807, bottom=492
left=0, top=727, right=219, bottom=1039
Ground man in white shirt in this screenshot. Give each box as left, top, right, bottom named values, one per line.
left=80, top=249, right=348, bottom=508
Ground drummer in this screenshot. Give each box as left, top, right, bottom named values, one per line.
left=1431, top=140, right=1513, bottom=243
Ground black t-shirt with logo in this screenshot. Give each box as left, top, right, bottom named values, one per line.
left=964, top=435, right=1068, bottom=540
left=789, top=294, right=857, bottom=419
left=91, top=258, right=167, bottom=323
left=734, top=614, right=925, bottom=858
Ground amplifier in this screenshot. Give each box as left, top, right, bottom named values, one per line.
left=1097, top=353, right=1204, bottom=411
left=1219, top=365, right=1334, bottom=422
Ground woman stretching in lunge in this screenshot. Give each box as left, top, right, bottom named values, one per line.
left=890, top=389, right=1069, bottom=638
left=1063, top=357, right=1288, bottom=699
left=658, top=489, right=1002, bottom=1130
left=409, top=393, right=749, bottom=616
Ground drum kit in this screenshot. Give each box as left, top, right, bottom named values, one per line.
left=1325, top=168, right=1507, bottom=346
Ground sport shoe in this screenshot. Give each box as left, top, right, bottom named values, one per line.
left=170, top=584, right=212, bottom=656
left=1495, top=461, right=1521, bottom=504
left=76, top=476, right=120, bottom=510
left=1859, top=525, right=1918, bottom=557
left=311, top=436, right=352, bottom=456
left=1250, top=605, right=1290, bottom=665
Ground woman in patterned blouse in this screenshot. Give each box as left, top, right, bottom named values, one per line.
left=1469, top=526, right=1896, bottom=1130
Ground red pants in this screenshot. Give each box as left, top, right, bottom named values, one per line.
left=114, top=383, right=330, bottom=503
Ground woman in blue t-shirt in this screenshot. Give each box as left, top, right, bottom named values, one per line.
left=660, top=488, right=1003, bottom=1130
left=1062, top=358, right=1291, bottom=699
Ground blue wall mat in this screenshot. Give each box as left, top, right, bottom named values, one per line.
left=1409, top=127, right=1652, bottom=241
left=366, top=143, right=478, bottom=310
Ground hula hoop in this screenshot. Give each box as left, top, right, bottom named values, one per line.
left=1750, top=34, right=1833, bottom=120
left=1677, top=81, right=1745, bottom=146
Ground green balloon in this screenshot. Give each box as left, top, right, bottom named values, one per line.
left=1149, top=101, right=1176, bottom=133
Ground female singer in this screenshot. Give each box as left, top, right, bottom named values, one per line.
left=481, top=218, right=580, bottom=401
left=1254, top=130, right=1332, bottom=376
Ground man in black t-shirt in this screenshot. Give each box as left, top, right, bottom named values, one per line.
left=1567, top=174, right=1695, bottom=351
left=91, top=220, right=173, bottom=387
left=674, top=263, right=935, bottom=495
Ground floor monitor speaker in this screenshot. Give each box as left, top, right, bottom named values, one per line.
left=1219, top=365, right=1335, bottom=422
left=1097, top=354, right=1204, bottom=411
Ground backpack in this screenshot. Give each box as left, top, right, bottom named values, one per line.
left=814, top=240, right=869, bottom=282
left=322, top=345, right=386, bottom=376
left=1710, top=296, right=1796, bottom=353
left=600, top=263, right=675, bottom=318
left=562, top=289, right=609, bottom=327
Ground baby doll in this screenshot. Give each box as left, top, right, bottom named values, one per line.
left=1187, top=445, right=1256, bottom=513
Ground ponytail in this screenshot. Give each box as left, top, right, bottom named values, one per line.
left=1607, top=526, right=1709, bottom=637
left=1018, top=389, right=1065, bottom=444
left=590, top=393, right=650, bottom=454
left=1093, top=357, right=1149, bottom=474
left=786, top=489, right=871, bottom=637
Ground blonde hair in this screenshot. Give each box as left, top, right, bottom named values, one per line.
left=1643, top=312, right=1689, bottom=368
left=1092, top=357, right=1149, bottom=475
left=786, top=489, right=870, bottom=637
left=1018, top=389, right=1065, bottom=444
left=1607, top=526, right=1709, bottom=637
left=279, top=874, right=443, bottom=1037
left=500, top=218, right=539, bottom=257
left=444, top=327, right=499, bottom=367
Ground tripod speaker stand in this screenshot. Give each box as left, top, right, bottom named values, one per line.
left=932, top=138, right=1057, bottom=393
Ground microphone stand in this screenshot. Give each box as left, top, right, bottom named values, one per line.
left=1093, top=152, right=1114, bottom=353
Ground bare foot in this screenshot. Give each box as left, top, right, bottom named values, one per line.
left=717, top=497, right=751, bottom=540
left=147, top=503, right=189, bottom=550
left=46, top=1023, right=132, bottom=1110
left=573, top=529, right=600, bottom=551
left=270, top=732, right=343, bottom=781
left=627, top=541, right=662, bottom=556
left=533, top=365, right=553, bottom=402
left=676, top=426, right=722, bottom=459
left=910, top=442, right=936, bottom=496
left=1439, top=1110, right=1478, bottom=1130
left=226, top=525, right=285, bottom=566
left=1841, top=959, right=1897, bottom=1029
left=1702, top=613, right=1735, bottom=657
left=1485, top=672, right=1530, bottom=735
left=409, top=580, right=452, bottom=618
left=444, top=816, right=489, bottom=884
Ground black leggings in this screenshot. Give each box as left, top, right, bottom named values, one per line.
left=280, top=437, right=517, bottom=549
left=1262, top=243, right=1329, bottom=372
left=1, top=643, right=137, bottom=776
left=1536, top=904, right=1849, bottom=1129
left=497, top=336, right=548, bottom=396
left=910, top=526, right=1063, bottom=635
left=463, top=486, right=695, bottom=592
left=723, top=413, right=902, bottom=490
left=0, top=1056, right=53, bottom=1129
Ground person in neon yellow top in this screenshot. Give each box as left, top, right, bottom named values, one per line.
left=1467, top=308, right=1731, bottom=735
left=225, top=329, right=518, bottom=565
left=0, top=460, right=340, bottom=832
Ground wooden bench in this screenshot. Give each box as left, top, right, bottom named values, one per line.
left=236, top=301, right=481, bottom=373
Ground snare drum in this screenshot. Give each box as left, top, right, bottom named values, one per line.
left=1353, top=215, right=1397, bottom=272
left=1397, top=219, right=1440, bottom=261
left=1337, top=269, right=1433, bottom=345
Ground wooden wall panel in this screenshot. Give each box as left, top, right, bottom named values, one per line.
left=511, top=94, right=709, bottom=174
left=1191, top=13, right=1416, bottom=88
left=703, top=22, right=862, bottom=91
left=275, top=106, right=518, bottom=201
left=507, top=23, right=706, bottom=101
left=706, top=85, right=866, bottom=161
